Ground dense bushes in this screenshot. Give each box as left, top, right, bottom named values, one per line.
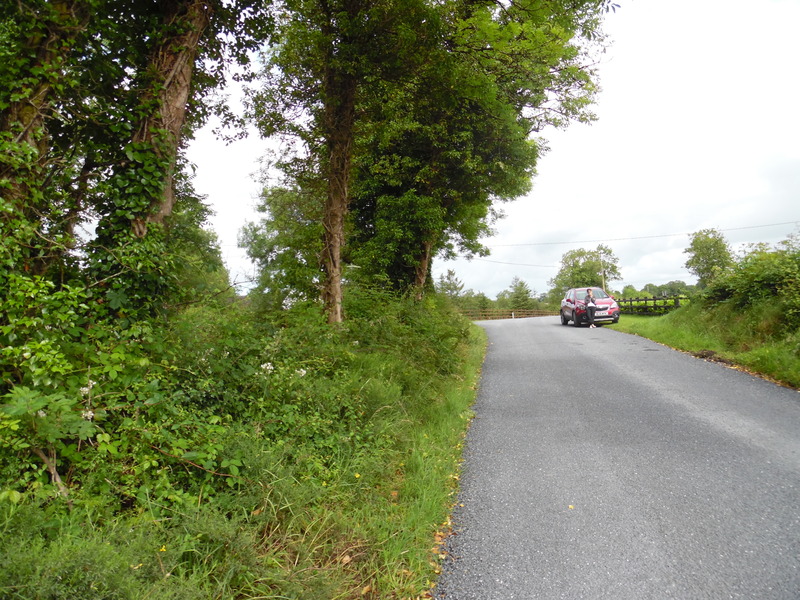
left=1, top=287, right=480, bottom=598
left=703, top=237, right=800, bottom=332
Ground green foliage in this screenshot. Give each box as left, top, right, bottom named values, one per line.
left=0, top=0, right=267, bottom=313
left=683, top=228, right=734, bottom=288
left=347, top=0, right=613, bottom=291
left=621, top=281, right=695, bottom=298
left=548, top=243, right=622, bottom=292
left=703, top=234, right=800, bottom=328
left=436, top=269, right=465, bottom=300
left=507, top=277, right=537, bottom=311
left=239, top=185, right=324, bottom=309
left=0, top=286, right=481, bottom=598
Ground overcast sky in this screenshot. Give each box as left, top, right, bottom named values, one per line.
left=187, top=0, right=800, bottom=298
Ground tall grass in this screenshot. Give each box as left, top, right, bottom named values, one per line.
left=0, top=291, right=486, bottom=599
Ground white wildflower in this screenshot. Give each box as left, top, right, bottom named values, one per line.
left=261, top=362, right=274, bottom=374
left=296, top=368, right=307, bottom=377
left=37, top=410, right=47, bottom=418
left=81, top=410, right=95, bottom=421
left=80, top=380, right=97, bottom=397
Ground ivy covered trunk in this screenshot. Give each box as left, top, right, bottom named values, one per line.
left=0, top=0, right=88, bottom=275
left=130, top=0, right=210, bottom=237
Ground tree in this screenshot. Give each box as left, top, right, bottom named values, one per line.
left=621, top=284, right=640, bottom=298
left=683, top=228, right=733, bottom=288
left=507, top=277, right=535, bottom=311
left=460, top=289, right=492, bottom=313
left=495, top=289, right=512, bottom=311
left=349, top=0, right=614, bottom=296
left=548, top=244, right=621, bottom=292
left=239, top=185, right=324, bottom=310
left=248, top=0, right=434, bottom=322
left=349, top=29, right=537, bottom=295
left=642, top=283, right=660, bottom=296
left=436, top=270, right=465, bottom=300
left=1, top=0, right=273, bottom=312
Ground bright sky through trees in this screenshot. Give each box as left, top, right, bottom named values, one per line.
left=189, top=0, right=800, bottom=297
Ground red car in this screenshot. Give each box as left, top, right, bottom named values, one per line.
left=560, top=287, right=620, bottom=327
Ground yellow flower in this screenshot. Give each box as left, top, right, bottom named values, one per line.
left=159, top=545, right=167, bottom=552
left=354, top=473, right=361, bottom=479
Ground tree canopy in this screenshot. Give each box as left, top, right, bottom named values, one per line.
left=245, top=0, right=616, bottom=319
left=683, top=228, right=733, bottom=288
left=548, top=244, right=622, bottom=292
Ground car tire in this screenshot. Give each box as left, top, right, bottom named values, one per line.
left=560, top=311, right=569, bottom=325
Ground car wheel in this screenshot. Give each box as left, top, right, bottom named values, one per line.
left=560, top=311, right=569, bottom=325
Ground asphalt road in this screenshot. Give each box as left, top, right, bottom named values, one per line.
left=434, top=317, right=800, bottom=599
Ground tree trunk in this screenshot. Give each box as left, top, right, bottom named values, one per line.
left=0, top=1, right=88, bottom=274
left=413, top=239, right=434, bottom=301
left=320, top=75, right=356, bottom=323
left=130, top=0, right=210, bottom=237
left=319, top=2, right=359, bottom=323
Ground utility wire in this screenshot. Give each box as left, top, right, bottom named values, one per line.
left=488, top=220, right=800, bottom=247
left=468, top=258, right=555, bottom=268
left=459, top=220, right=800, bottom=269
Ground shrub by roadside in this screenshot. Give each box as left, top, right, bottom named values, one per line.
left=0, top=289, right=485, bottom=599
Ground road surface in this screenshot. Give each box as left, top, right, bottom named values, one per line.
left=435, top=317, right=800, bottom=599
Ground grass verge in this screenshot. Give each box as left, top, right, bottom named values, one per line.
left=613, top=303, right=800, bottom=389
